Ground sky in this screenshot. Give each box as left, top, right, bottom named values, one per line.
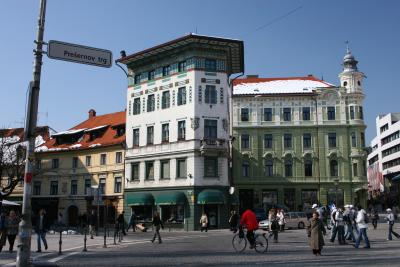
left=0, top=0, right=399, bottom=143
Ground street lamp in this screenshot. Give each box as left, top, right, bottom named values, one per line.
left=334, top=178, right=340, bottom=206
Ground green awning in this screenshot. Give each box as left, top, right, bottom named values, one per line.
left=197, top=189, right=225, bottom=204
left=155, top=192, right=187, bottom=205
left=126, top=193, right=154, bottom=206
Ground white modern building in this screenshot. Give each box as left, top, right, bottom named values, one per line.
left=117, top=34, right=244, bottom=230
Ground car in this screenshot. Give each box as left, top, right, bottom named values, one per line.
left=253, top=208, right=267, bottom=222
left=258, top=211, right=309, bottom=230
left=258, top=219, right=270, bottom=230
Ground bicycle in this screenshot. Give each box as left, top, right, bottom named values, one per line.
left=232, top=228, right=268, bottom=253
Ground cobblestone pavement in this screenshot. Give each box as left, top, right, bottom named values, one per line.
left=2, top=223, right=400, bottom=266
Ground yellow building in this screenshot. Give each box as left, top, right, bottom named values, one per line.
left=33, top=110, right=125, bottom=226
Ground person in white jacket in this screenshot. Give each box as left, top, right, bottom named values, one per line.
left=386, top=208, right=400, bottom=240
left=354, top=205, right=370, bottom=249
left=277, top=209, right=286, bottom=232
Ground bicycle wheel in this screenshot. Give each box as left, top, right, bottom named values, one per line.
left=254, top=234, right=268, bottom=253
left=232, top=234, right=247, bottom=252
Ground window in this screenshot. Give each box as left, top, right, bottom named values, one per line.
left=241, top=108, right=249, bottom=121
left=350, top=106, right=355, bottom=120
left=204, top=119, right=217, bottom=140
left=147, top=126, right=154, bottom=145
left=204, top=157, right=218, bottom=177
left=161, top=91, right=170, bottom=109
left=303, top=133, right=311, bottom=149
left=50, top=181, right=58, bottom=195
left=116, top=152, right=122, bottom=164
left=205, top=59, right=216, bottom=71
left=162, top=123, right=169, bottom=143
left=359, top=106, right=364, bottom=120
left=328, top=133, right=337, bottom=148
left=85, top=156, right=91, bottom=166
left=360, top=132, right=365, bottom=147
left=264, top=134, right=273, bottom=149
left=304, top=160, right=313, bottom=177
left=52, top=158, right=59, bottom=169
left=99, top=178, right=106, bottom=194
left=145, top=161, right=154, bottom=180
left=147, top=94, right=155, bottom=112
left=36, top=159, right=42, bottom=170
left=85, top=178, right=91, bottom=195
left=177, top=87, right=186, bottom=106
left=241, top=134, right=250, bottom=150
left=351, top=132, right=357, bottom=147
left=302, top=107, right=311, bottom=121
left=380, top=124, right=389, bottom=133
left=177, top=158, right=187, bottom=178
left=133, top=98, right=141, bottom=115
left=160, top=160, right=170, bottom=179
left=343, top=81, right=347, bottom=87
left=134, top=74, right=141, bottom=85
left=330, top=160, right=338, bottom=177
left=242, top=161, right=250, bottom=177
left=353, top=163, right=358, bottom=176
left=178, top=121, right=186, bottom=140
left=162, top=65, right=170, bottom=77
left=382, top=131, right=400, bottom=145
left=133, top=128, right=140, bottom=147
left=284, top=134, right=292, bottom=149
left=100, top=154, right=106, bottom=165
left=131, top=163, right=140, bottom=181
left=178, top=61, right=187, bottom=72
left=33, top=181, right=41, bottom=195
left=327, top=106, right=335, bottom=120
left=283, top=108, right=291, bottom=121
left=205, top=85, right=217, bottom=104
left=265, top=159, right=273, bottom=177
left=285, top=158, right=293, bottom=177
left=263, top=108, right=272, bottom=121
left=362, top=160, right=367, bottom=176
left=71, top=180, right=78, bottom=195
left=148, top=70, right=155, bottom=81
left=114, top=177, right=122, bottom=193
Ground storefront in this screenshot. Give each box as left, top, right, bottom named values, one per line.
left=197, top=189, right=226, bottom=229
left=126, top=192, right=154, bottom=222
left=155, top=192, right=187, bottom=226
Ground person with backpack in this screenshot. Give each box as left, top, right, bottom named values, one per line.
left=354, top=205, right=370, bottom=249
left=386, top=208, right=400, bottom=240
left=371, top=207, right=379, bottom=230
left=268, top=208, right=279, bottom=243
left=344, top=205, right=356, bottom=242
left=335, top=208, right=346, bottom=245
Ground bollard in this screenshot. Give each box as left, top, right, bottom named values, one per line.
left=58, top=231, right=62, bottom=255
left=113, top=229, right=117, bottom=245
left=103, top=227, right=107, bottom=248
left=82, top=226, right=88, bottom=252
left=118, top=230, right=122, bottom=243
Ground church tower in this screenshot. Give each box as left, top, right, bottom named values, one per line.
left=339, top=45, right=365, bottom=94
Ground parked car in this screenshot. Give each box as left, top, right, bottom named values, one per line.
left=258, top=211, right=308, bottom=230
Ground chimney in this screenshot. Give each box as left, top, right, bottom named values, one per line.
left=246, top=74, right=259, bottom=79
left=88, top=109, right=96, bottom=119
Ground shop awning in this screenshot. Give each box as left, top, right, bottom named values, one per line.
left=197, top=189, right=225, bottom=204
left=126, top=193, right=154, bottom=206
left=155, top=192, right=187, bottom=205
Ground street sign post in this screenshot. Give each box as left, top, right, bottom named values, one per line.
left=47, top=40, right=112, bottom=68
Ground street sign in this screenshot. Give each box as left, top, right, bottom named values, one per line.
left=47, top=40, right=112, bottom=68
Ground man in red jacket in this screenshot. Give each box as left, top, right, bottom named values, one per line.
left=240, top=209, right=259, bottom=248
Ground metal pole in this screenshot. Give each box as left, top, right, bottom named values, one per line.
left=103, top=205, right=107, bottom=248
left=82, top=226, right=88, bottom=252
left=17, top=1, right=47, bottom=266
left=58, top=231, right=62, bottom=255
left=96, top=189, right=99, bottom=236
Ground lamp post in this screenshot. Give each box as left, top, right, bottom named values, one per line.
left=334, top=178, right=340, bottom=206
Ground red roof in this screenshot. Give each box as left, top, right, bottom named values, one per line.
left=0, top=126, right=50, bottom=142
left=37, top=111, right=125, bottom=152
left=232, top=75, right=333, bottom=87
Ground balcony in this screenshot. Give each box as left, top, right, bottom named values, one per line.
left=199, top=138, right=228, bottom=157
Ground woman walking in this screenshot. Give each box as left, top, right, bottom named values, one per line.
left=151, top=212, right=163, bottom=244
left=5, top=210, right=20, bottom=252
left=307, top=211, right=326, bottom=256
left=277, top=209, right=286, bottom=232
left=200, top=212, right=208, bottom=232
left=268, top=208, right=279, bottom=242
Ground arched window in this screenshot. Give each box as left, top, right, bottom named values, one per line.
left=304, top=159, right=313, bottom=177
left=285, top=158, right=293, bottom=177
left=343, top=81, right=347, bottom=87
left=265, top=159, right=273, bottom=177
left=330, top=160, right=338, bottom=177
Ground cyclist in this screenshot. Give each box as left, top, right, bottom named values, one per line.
left=239, top=209, right=259, bottom=249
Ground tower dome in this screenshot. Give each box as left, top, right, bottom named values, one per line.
left=342, top=46, right=358, bottom=72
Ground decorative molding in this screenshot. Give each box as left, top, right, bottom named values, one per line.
left=191, top=117, right=200, bottom=130
left=222, top=118, right=228, bottom=132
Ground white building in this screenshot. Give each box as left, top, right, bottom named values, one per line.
left=117, top=34, right=244, bottom=230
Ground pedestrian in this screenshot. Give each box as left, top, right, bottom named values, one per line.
left=386, top=208, right=400, bottom=240
left=5, top=210, right=19, bottom=253
left=268, top=208, right=279, bottom=243
left=126, top=211, right=136, bottom=232
left=277, top=209, right=286, bottom=232
left=151, top=211, right=163, bottom=244
left=33, top=209, right=49, bottom=252
left=307, top=211, right=326, bottom=256
left=117, top=211, right=126, bottom=236
left=344, top=205, right=356, bottom=242
left=0, top=211, right=7, bottom=252
left=354, top=205, right=370, bottom=249
left=329, top=207, right=338, bottom=243
left=228, top=210, right=238, bottom=232
left=371, top=207, right=379, bottom=230
left=88, top=210, right=96, bottom=239
left=200, top=212, right=208, bottom=232
left=335, top=208, right=346, bottom=244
